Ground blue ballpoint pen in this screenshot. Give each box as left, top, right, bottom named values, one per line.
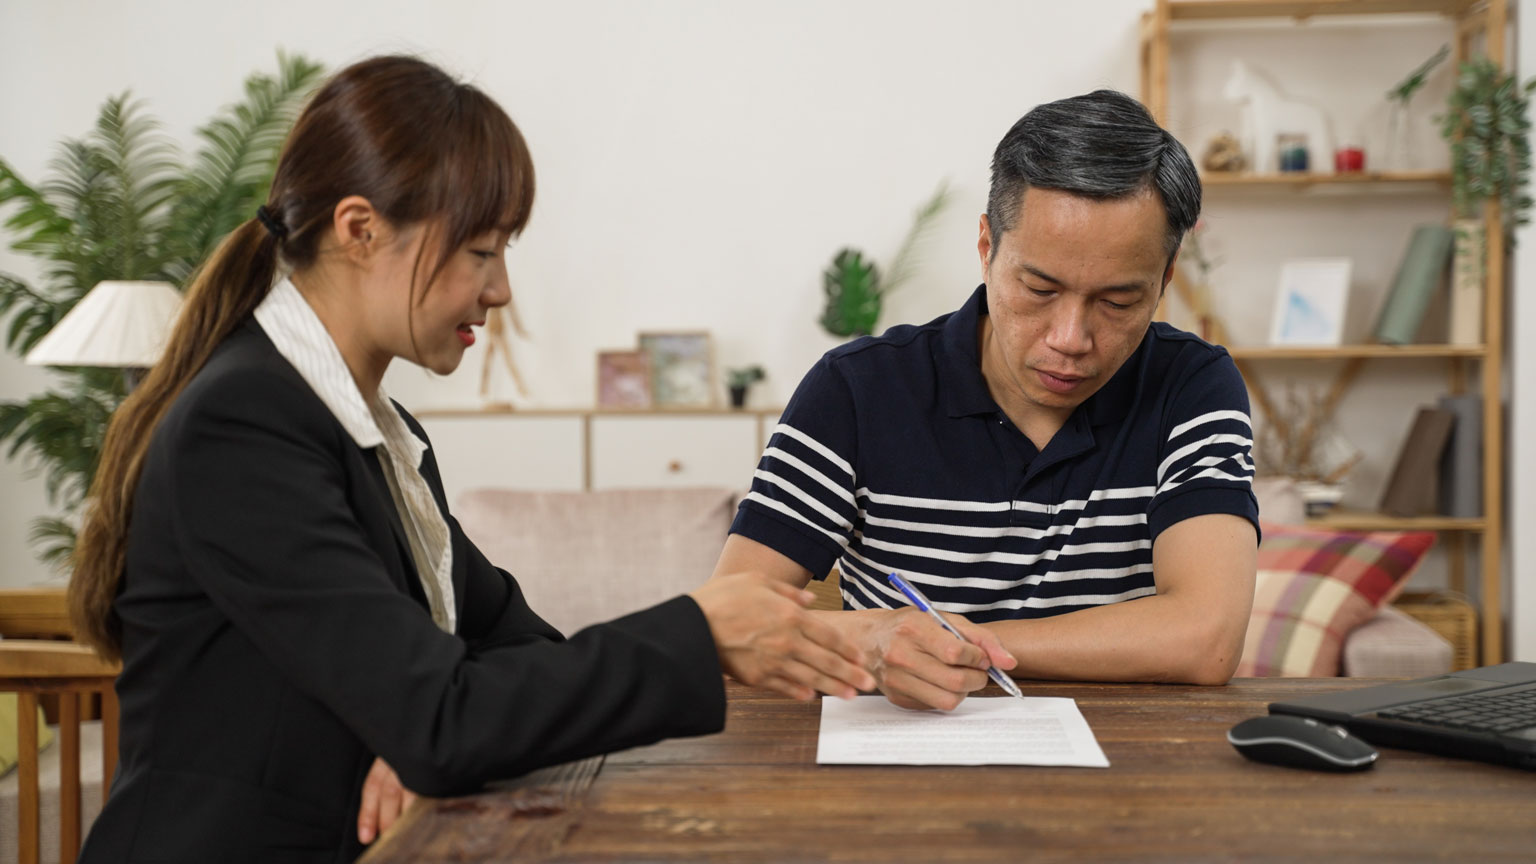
left=886, top=571, right=1024, bottom=699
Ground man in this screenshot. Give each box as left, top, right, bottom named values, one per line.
left=712, top=90, right=1258, bottom=710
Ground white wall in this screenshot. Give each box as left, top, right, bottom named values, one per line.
left=0, top=0, right=1530, bottom=653
left=0, top=0, right=1146, bottom=586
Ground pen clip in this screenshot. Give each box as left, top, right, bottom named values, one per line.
left=886, top=572, right=923, bottom=609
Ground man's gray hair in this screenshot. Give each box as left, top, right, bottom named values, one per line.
left=986, top=90, right=1201, bottom=260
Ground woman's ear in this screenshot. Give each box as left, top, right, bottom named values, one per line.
left=331, top=195, right=380, bottom=263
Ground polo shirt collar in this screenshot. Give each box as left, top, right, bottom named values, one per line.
left=938, top=285, right=998, bottom=419
left=937, top=282, right=1147, bottom=428
left=1083, top=328, right=1145, bottom=427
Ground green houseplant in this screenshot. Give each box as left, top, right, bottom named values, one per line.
left=820, top=181, right=951, bottom=339
left=725, top=365, right=765, bottom=409
left=1441, top=55, right=1535, bottom=230
left=1437, top=56, right=1535, bottom=345
left=0, top=52, right=324, bottom=567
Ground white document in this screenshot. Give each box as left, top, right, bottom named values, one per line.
left=816, top=695, right=1109, bottom=767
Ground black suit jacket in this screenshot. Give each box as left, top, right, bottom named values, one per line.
left=79, top=321, right=726, bottom=863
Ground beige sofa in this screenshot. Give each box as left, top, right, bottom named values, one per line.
left=455, top=483, right=1452, bottom=678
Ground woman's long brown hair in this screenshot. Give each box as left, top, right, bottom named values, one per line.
left=71, top=55, right=535, bottom=659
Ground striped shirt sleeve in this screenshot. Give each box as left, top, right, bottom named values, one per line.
left=1147, top=353, right=1259, bottom=541
left=729, top=356, right=859, bottom=579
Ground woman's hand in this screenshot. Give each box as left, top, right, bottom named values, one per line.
left=690, top=572, right=876, bottom=700
left=357, top=757, right=418, bottom=845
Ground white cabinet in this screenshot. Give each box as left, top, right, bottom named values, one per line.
left=416, top=409, right=781, bottom=501
left=591, top=416, right=758, bottom=489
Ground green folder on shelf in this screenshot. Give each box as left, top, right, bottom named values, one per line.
left=1374, top=224, right=1454, bottom=345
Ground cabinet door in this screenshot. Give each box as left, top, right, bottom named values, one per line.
left=418, top=416, right=584, bottom=502
left=591, top=416, right=758, bottom=489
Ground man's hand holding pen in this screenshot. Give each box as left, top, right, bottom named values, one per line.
left=814, top=604, right=1017, bottom=711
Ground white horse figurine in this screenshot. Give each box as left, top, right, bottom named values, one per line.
left=1222, top=60, right=1335, bottom=175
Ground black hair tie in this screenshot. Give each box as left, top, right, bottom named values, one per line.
left=256, top=205, right=288, bottom=240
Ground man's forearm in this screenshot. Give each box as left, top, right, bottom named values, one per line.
left=983, top=592, right=1246, bottom=685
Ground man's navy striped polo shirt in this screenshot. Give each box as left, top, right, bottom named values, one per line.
left=729, top=284, right=1259, bottom=622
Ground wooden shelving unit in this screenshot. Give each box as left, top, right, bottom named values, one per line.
left=1228, top=344, right=1485, bottom=360
left=1142, top=0, right=1509, bottom=664
left=1202, top=171, right=1451, bottom=187
left=1161, top=0, right=1480, bottom=21
left=1308, top=510, right=1486, bottom=532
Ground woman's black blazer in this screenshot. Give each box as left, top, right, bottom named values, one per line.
left=79, top=320, right=726, bottom=863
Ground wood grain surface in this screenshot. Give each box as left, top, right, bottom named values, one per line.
left=362, top=678, right=1536, bottom=863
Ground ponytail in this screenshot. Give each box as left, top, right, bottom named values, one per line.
left=71, top=219, right=280, bottom=660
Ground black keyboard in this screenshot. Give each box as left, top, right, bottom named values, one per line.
left=1377, top=685, right=1536, bottom=735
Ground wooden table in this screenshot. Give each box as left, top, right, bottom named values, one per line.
left=362, top=679, right=1536, bottom=862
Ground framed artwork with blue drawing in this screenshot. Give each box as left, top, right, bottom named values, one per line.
left=1268, top=258, right=1351, bottom=346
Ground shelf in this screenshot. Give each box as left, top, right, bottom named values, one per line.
left=1228, top=344, right=1485, bottom=360
left=1167, top=1, right=1475, bottom=21
left=1202, top=171, right=1451, bottom=188
left=1307, top=510, right=1485, bottom=532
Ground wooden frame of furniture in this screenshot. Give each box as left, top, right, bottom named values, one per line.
left=1, top=588, right=120, bottom=864
left=1139, top=0, right=1509, bottom=664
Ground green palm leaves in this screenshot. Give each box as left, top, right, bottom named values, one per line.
left=819, top=181, right=950, bottom=339
left=165, top=53, right=325, bottom=284
left=0, top=51, right=324, bottom=566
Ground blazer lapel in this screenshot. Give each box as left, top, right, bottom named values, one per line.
left=357, top=445, right=431, bottom=610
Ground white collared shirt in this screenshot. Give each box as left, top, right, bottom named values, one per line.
left=253, top=277, right=456, bottom=633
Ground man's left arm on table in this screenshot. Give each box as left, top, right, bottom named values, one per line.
left=983, top=512, right=1256, bottom=685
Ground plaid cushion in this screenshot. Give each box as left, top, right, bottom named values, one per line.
left=1236, top=521, right=1435, bottom=677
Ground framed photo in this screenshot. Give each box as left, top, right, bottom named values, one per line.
left=1268, top=258, right=1352, bottom=347
left=596, top=350, right=652, bottom=409
left=639, top=331, right=715, bottom=409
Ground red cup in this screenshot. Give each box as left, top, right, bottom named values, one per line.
left=1334, top=147, right=1365, bottom=173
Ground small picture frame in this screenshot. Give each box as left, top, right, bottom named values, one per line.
left=639, top=331, right=715, bottom=409
left=1269, top=258, right=1352, bottom=347
left=596, top=350, right=652, bottom=409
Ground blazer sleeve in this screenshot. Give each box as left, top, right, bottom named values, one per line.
left=158, top=364, right=726, bottom=796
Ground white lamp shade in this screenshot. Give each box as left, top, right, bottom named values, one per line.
left=25, top=280, right=183, bottom=367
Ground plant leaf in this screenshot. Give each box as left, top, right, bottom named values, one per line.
left=820, top=248, right=882, bottom=338
left=162, top=51, right=325, bottom=282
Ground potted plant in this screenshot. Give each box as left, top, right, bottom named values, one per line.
left=1439, top=56, right=1535, bottom=344
left=726, top=365, right=765, bottom=409
left=0, top=52, right=324, bottom=567
left=1383, top=44, right=1449, bottom=172
left=820, top=181, right=950, bottom=339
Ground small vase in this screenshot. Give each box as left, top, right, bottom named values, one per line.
left=1384, top=99, right=1413, bottom=172
left=1449, top=218, right=1486, bottom=345
left=728, top=385, right=748, bottom=409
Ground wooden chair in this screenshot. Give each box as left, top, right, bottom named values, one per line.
left=0, top=588, right=120, bottom=864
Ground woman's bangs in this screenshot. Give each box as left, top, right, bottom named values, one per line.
left=451, top=91, right=535, bottom=246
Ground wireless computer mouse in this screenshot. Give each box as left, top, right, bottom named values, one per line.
left=1227, top=714, right=1379, bottom=772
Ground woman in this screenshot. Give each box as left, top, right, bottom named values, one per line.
left=71, top=55, right=873, bottom=863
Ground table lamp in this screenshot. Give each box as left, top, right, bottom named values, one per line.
left=24, top=280, right=182, bottom=389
